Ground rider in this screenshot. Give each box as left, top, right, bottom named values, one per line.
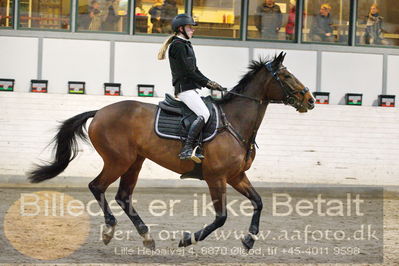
left=158, top=14, right=225, bottom=162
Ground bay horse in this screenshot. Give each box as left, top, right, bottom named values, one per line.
left=28, top=52, right=315, bottom=250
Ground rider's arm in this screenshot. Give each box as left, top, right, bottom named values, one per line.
left=195, top=68, right=209, bottom=81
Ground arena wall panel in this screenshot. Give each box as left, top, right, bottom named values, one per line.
left=0, top=36, right=38, bottom=92
left=42, top=38, right=110, bottom=95
left=321, top=52, right=383, bottom=105
left=114, top=42, right=171, bottom=97
left=387, top=55, right=399, bottom=96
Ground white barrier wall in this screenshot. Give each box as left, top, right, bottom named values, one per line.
left=1, top=92, right=398, bottom=186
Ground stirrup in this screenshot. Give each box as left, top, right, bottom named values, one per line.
left=179, top=146, right=202, bottom=164
left=194, top=146, right=205, bottom=159
left=191, top=146, right=202, bottom=163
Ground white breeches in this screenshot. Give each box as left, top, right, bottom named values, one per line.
left=177, top=89, right=210, bottom=123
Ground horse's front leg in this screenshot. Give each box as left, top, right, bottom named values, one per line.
left=228, top=173, right=263, bottom=250
left=179, top=178, right=227, bottom=247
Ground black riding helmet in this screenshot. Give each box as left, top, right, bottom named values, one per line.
left=172, top=14, right=197, bottom=38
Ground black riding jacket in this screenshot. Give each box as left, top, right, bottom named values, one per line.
left=168, top=36, right=210, bottom=95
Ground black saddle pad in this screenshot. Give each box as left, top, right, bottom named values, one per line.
left=154, top=94, right=219, bottom=142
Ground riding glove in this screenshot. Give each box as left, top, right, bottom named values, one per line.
left=206, top=81, right=225, bottom=91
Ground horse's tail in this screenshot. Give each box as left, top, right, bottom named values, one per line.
left=28, top=110, right=98, bottom=183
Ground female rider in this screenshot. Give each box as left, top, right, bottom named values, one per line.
left=158, top=14, right=225, bottom=163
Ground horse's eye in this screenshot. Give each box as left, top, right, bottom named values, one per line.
left=284, top=75, right=291, bottom=79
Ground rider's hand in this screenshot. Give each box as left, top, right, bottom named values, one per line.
left=206, top=80, right=225, bottom=91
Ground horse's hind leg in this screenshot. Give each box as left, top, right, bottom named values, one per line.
left=228, top=173, right=263, bottom=250
left=89, top=161, right=130, bottom=245
left=115, top=156, right=155, bottom=250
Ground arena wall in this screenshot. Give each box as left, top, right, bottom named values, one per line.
left=1, top=92, right=398, bottom=186
left=1, top=36, right=397, bottom=105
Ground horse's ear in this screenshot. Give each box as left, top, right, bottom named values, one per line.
left=281, top=52, right=286, bottom=62
left=270, top=51, right=285, bottom=71
left=276, top=51, right=286, bottom=65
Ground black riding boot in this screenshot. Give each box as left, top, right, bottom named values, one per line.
left=179, top=116, right=205, bottom=163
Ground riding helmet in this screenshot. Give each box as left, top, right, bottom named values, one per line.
left=172, top=14, right=197, bottom=32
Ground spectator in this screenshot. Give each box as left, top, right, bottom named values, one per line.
left=256, top=0, right=282, bottom=40
left=310, top=3, right=334, bottom=42
left=135, top=0, right=146, bottom=15
left=88, top=0, right=103, bottom=31
left=134, top=0, right=149, bottom=33
left=360, top=4, right=388, bottom=45
left=103, top=0, right=120, bottom=31
left=149, top=0, right=163, bottom=33
left=160, top=0, right=178, bottom=34
left=285, top=0, right=296, bottom=40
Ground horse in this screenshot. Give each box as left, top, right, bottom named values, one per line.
left=28, top=52, right=315, bottom=251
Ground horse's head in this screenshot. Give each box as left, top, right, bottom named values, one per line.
left=264, top=52, right=315, bottom=113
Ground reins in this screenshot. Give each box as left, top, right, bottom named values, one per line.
left=222, top=89, right=285, bottom=105
left=222, top=90, right=267, bottom=105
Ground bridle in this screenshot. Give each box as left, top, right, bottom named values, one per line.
left=223, top=62, right=310, bottom=111
left=264, top=62, right=310, bottom=111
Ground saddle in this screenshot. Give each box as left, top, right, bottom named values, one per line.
left=155, top=93, right=219, bottom=143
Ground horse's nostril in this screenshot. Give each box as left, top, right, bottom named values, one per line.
left=308, top=98, right=315, bottom=104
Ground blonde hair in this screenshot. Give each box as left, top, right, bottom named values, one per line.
left=321, top=3, right=332, bottom=10
left=158, top=34, right=176, bottom=60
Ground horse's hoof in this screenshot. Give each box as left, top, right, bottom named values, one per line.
left=102, top=224, right=116, bottom=245
left=142, top=232, right=155, bottom=250
left=241, top=234, right=255, bottom=250
left=178, top=232, right=192, bottom=247
left=143, top=238, right=156, bottom=250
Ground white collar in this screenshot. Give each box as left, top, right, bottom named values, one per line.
left=176, top=35, right=189, bottom=41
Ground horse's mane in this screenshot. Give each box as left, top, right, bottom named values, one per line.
left=214, top=57, right=272, bottom=104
